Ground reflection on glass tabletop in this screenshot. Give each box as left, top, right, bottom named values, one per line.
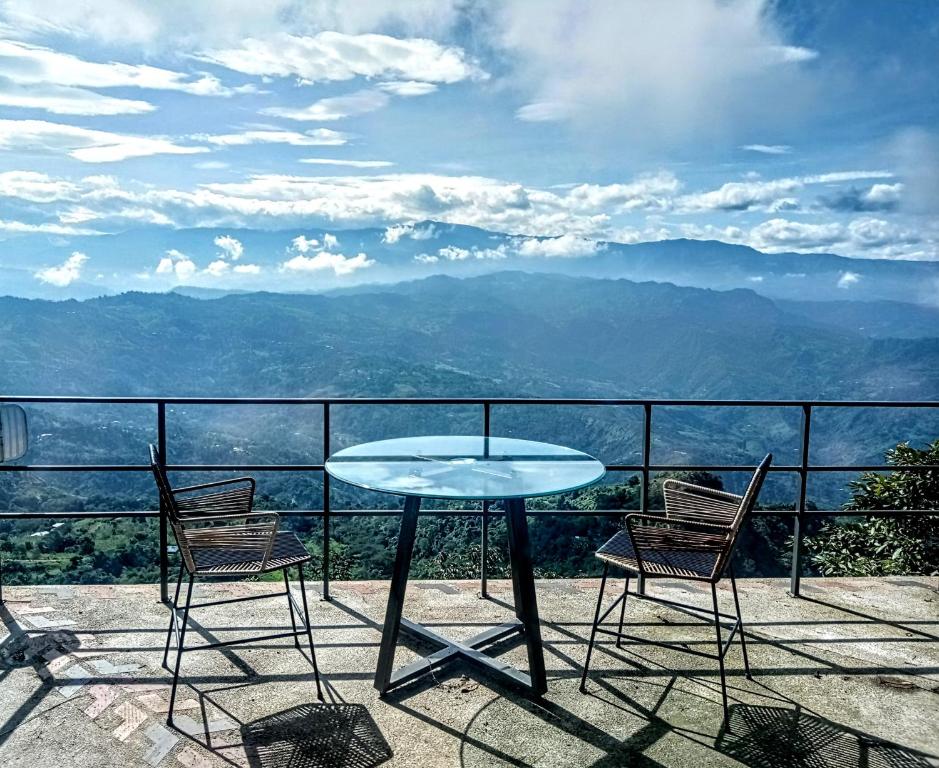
left=325, top=435, right=606, bottom=500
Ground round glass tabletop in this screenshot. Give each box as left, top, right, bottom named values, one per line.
left=325, top=435, right=606, bottom=500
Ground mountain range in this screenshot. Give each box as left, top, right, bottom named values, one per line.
left=4, top=221, right=939, bottom=306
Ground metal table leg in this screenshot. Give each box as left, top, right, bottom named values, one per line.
left=374, top=495, right=548, bottom=697
left=504, top=497, right=548, bottom=695
left=374, top=494, right=421, bottom=694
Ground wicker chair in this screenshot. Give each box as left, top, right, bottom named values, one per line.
left=150, top=445, right=322, bottom=726
left=579, top=454, right=772, bottom=724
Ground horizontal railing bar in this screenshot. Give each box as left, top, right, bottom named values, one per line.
left=1, top=507, right=932, bottom=520
left=2, top=463, right=934, bottom=474
left=2, top=395, right=938, bottom=408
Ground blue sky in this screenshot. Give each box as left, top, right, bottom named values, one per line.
left=0, top=0, right=936, bottom=291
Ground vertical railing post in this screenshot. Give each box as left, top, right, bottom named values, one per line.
left=638, top=402, right=652, bottom=595
left=480, top=402, right=491, bottom=598
left=157, top=401, right=169, bottom=604
left=790, top=404, right=811, bottom=597
left=322, top=402, right=331, bottom=601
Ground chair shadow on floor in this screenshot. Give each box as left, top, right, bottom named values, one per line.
left=242, top=702, right=392, bottom=768
left=716, top=704, right=935, bottom=768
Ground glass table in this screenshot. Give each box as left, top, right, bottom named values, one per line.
left=325, top=435, right=606, bottom=696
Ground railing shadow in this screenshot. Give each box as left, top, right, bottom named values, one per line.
left=716, top=704, right=935, bottom=768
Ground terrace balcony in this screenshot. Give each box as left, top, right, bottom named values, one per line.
left=1, top=576, right=937, bottom=767
left=1, top=395, right=937, bottom=766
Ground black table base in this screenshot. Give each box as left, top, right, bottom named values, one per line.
left=374, top=495, right=548, bottom=697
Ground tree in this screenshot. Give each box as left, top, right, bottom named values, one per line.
left=804, top=440, right=938, bottom=576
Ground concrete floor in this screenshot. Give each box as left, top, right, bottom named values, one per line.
left=0, top=576, right=937, bottom=768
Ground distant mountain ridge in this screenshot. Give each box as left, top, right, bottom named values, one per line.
left=3, top=220, right=938, bottom=305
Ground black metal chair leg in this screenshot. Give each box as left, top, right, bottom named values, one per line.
left=711, top=582, right=729, bottom=724
left=298, top=565, right=323, bottom=700
left=162, top=564, right=184, bottom=670
left=284, top=567, right=301, bottom=649
left=580, top=563, right=609, bottom=693
left=616, top=573, right=629, bottom=648
left=729, top=567, right=751, bottom=679
left=168, top=574, right=195, bottom=727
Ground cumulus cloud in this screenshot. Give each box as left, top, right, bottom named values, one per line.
left=0, top=170, right=81, bottom=202
left=199, top=31, right=483, bottom=85
left=155, top=249, right=197, bottom=281
left=0, top=1, right=465, bottom=49
left=383, top=222, right=437, bottom=243
left=214, top=234, right=243, bottom=260
left=436, top=244, right=508, bottom=261
left=515, top=234, right=603, bottom=258
left=323, top=233, right=339, bottom=249
left=820, top=183, right=903, bottom=212
left=0, top=118, right=208, bottom=162
left=35, top=250, right=88, bottom=286
left=263, top=89, right=390, bottom=121
left=204, top=259, right=230, bottom=277
left=681, top=171, right=894, bottom=212
left=492, top=0, right=819, bottom=144
left=281, top=251, right=374, bottom=275
left=837, top=271, right=860, bottom=289
left=290, top=235, right=320, bottom=253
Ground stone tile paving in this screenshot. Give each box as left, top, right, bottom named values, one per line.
left=0, top=577, right=935, bottom=767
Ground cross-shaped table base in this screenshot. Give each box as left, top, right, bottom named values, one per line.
left=374, top=495, right=548, bottom=697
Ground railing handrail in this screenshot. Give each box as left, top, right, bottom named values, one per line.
left=1, top=394, right=936, bottom=602
left=2, top=395, right=938, bottom=407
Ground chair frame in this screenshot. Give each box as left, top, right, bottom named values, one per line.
left=150, top=445, right=322, bottom=726
left=579, top=454, right=772, bottom=724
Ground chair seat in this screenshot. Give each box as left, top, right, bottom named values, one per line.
left=596, top=530, right=718, bottom=580
left=191, top=531, right=311, bottom=575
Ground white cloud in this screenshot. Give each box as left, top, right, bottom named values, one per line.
left=516, top=101, right=573, bottom=122
left=741, top=144, right=791, bottom=155
left=0, top=79, right=155, bottom=115
left=156, top=249, right=198, bottom=281
left=281, top=251, right=374, bottom=275
left=204, top=259, right=230, bottom=276
left=323, top=233, right=339, bottom=249
left=493, top=0, right=819, bottom=143
left=376, top=80, right=438, bottom=97
left=414, top=253, right=438, bottom=263
left=291, top=235, right=319, bottom=253
left=300, top=158, right=393, bottom=168
left=750, top=218, right=844, bottom=250
left=837, top=271, right=860, bottom=289
left=263, top=89, right=390, bottom=121
left=0, top=170, right=79, bottom=201
left=681, top=171, right=895, bottom=212
left=0, top=218, right=96, bottom=234
left=383, top=222, right=436, bottom=243
left=214, top=234, right=243, bottom=260
left=0, top=118, right=208, bottom=162
left=35, top=250, right=87, bottom=286
left=199, top=31, right=483, bottom=85
left=515, top=234, right=603, bottom=258
left=233, top=263, right=261, bottom=274
left=0, top=1, right=464, bottom=48
left=197, top=129, right=349, bottom=147
left=0, top=39, right=240, bottom=96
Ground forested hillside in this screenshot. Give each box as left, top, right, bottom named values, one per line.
left=1, top=272, right=936, bottom=585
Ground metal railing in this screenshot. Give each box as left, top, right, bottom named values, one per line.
left=1, top=395, right=936, bottom=602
